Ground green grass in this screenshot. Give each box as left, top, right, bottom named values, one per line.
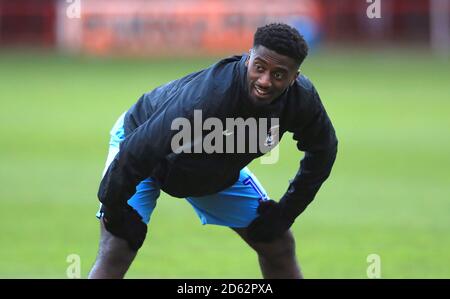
left=0, top=48, right=449, bottom=278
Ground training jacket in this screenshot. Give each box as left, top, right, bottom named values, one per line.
left=98, top=54, right=338, bottom=221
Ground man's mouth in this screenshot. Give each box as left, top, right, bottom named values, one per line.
left=253, top=85, right=271, bottom=98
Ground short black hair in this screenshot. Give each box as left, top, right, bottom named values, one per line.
left=253, top=23, right=308, bottom=66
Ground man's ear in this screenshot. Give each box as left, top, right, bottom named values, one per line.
left=245, top=48, right=252, bottom=67
left=290, top=71, right=300, bottom=86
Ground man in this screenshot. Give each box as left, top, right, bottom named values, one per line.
left=89, top=23, right=337, bottom=279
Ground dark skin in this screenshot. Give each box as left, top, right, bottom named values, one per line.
left=245, top=45, right=300, bottom=106
left=89, top=221, right=302, bottom=278
left=89, top=46, right=303, bottom=279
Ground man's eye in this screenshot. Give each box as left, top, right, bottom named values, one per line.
left=273, top=72, right=283, bottom=80
left=255, top=65, right=264, bottom=72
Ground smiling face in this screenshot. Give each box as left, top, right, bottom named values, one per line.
left=245, top=45, right=300, bottom=106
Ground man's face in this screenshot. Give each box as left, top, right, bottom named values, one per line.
left=245, top=45, right=299, bottom=106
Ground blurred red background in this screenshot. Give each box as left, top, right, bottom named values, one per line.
left=0, top=0, right=447, bottom=54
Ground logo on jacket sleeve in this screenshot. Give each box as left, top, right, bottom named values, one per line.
left=264, top=125, right=280, bottom=147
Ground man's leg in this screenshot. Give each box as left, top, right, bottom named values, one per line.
left=89, top=177, right=159, bottom=279
left=88, top=219, right=137, bottom=279
left=232, top=227, right=302, bottom=279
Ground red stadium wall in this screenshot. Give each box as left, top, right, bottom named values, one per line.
left=0, top=0, right=55, bottom=46
left=0, top=0, right=445, bottom=53
left=56, top=0, right=321, bottom=56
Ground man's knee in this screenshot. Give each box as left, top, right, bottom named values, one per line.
left=96, top=220, right=138, bottom=266
left=253, top=231, right=297, bottom=260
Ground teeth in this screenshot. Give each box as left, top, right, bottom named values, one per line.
left=255, top=86, right=268, bottom=96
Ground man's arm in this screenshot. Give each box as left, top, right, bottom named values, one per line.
left=247, top=85, right=337, bottom=242
left=96, top=93, right=202, bottom=250
left=98, top=93, right=200, bottom=210
left=98, top=112, right=172, bottom=209
left=279, top=86, right=338, bottom=221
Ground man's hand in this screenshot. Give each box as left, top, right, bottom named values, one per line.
left=247, top=199, right=295, bottom=243
left=101, top=205, right=147, bottom=251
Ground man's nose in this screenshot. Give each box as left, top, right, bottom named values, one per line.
left=257, top=72, right=272, bottom=88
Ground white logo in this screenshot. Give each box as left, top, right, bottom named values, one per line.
left=366, top=0, right=382, bottom=19
left=222, top=129, right=233, bottom=136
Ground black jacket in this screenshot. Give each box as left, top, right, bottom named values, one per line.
left=98, top=54, right=338, bottom=221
